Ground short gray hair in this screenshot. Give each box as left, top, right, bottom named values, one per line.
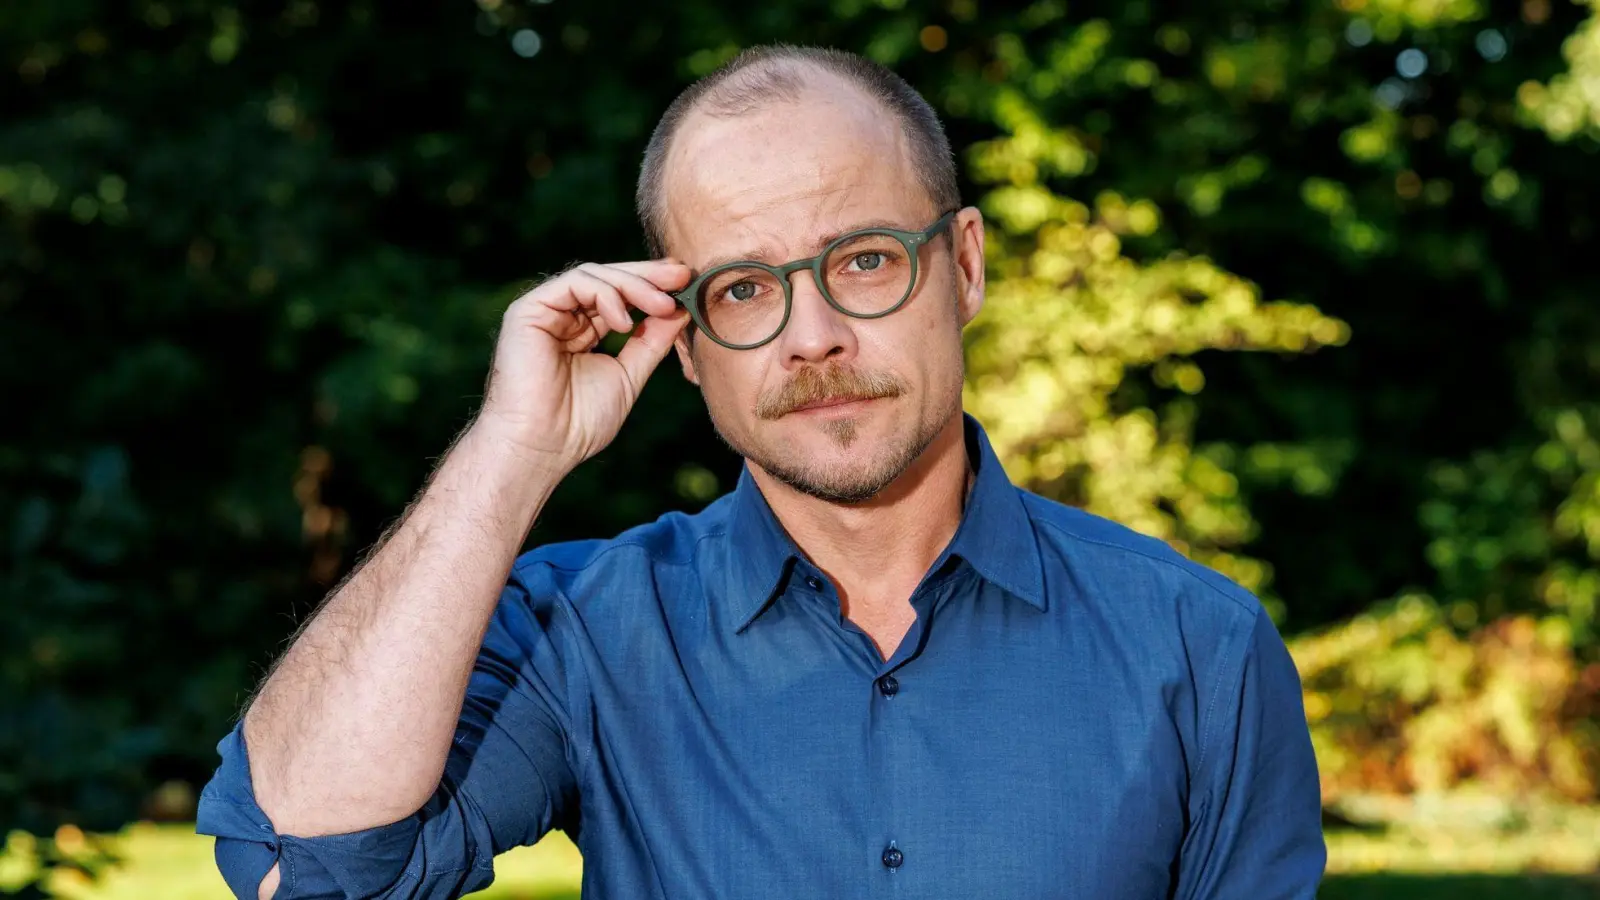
left=635, top=44, right=960, bottom=258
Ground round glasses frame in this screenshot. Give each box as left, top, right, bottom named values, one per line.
left=673, top=209, right=958, bottom=351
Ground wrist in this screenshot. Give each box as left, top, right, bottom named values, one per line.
left=462, top=414, right=579, bottom=484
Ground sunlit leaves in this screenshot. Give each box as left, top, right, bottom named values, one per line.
left=1351, top=0, right=1487, bottom=30
left=1290, top=598, right=1598, bottom=801
left=1342, top=110, right=1403, bottom=165
left=965, top=106, right=1348, bottom=601
left=1419, top=406, right=1600, bottom=647
left=969, top=90, right=1094, bottom=185
left=1518, top=0, right=1600, bottom=140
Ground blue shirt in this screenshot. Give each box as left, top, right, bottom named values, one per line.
left=197, top=415, right=1325, bottom=899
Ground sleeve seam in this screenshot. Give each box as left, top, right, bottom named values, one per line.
left=538, top=576, right=596, bottom=811
left=487, top=566, right=590, bottom=839
left=566, top=587, right=600, bottom=796
left=1194, top=606, right=1261, bottom=783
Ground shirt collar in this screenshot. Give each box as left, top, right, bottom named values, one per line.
left=722, top=413, right=1047, bottom=633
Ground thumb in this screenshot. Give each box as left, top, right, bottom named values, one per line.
left=616, top=309, right=691, bottom=399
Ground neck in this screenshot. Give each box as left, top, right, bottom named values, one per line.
left=748, top=415, right=972, bottom=613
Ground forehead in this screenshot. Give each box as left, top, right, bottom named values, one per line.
left=660, top=83, right=933, bottom=266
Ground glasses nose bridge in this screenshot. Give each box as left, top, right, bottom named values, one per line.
left=776, top=256, right=820, bottom=287
left=774, top=254, right=830, bottom=306
left=772, top=254, right=855, bottom=359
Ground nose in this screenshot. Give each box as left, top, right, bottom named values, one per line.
left=774, top=269, right=857, bottom=368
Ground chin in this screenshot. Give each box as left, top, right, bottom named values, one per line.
left=756, top=424, right=931, bottom=504
left=768, top=458, right=905, bottom=505
left=788, top=417, right=872, bottom=453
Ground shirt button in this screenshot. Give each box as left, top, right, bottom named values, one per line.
left=877, top=675, right=899, bottom=697
left=882, top=845, right=904, bottom=869
left=804, top=575, right=823, bottom=590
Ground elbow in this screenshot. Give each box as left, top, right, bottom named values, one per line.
left=242, top=714, right=438, bottom=839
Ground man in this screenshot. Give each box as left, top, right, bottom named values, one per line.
left=197, top=44, right=1325, bottom=900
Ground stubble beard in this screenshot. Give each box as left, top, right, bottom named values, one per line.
left=706, top=363, right=963, bottom=506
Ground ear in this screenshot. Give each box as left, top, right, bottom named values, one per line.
left=674, top=328, right=701, bottom=385
left=952, top=206, right=986, bottom=327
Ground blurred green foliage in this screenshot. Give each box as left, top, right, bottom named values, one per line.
left=5, top=0, right=1600, bottom=894
left=1294, top=597, right=1599, bottom=801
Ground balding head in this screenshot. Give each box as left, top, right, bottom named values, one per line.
left=637, top=44, right=985, bottom=508
left=636, top=45, right=960, bottom=258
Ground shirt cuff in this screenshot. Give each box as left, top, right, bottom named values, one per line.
left=196, top=724, right=425, bottom=899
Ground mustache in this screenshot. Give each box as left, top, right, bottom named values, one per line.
left=755, top=365, right=907, bottom=420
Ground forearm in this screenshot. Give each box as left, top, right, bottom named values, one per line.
left=242, top=419, right=568, bottom=838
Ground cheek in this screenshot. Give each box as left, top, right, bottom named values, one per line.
left=865, top=327, right=958, bottom=402
left=908, top=285, right=965, bottom=365
left=696, top=352, right=764, bottom=413
left=913, top=319, right=968, bottom=403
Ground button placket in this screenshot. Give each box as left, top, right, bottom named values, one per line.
left=872, top=664, right=906, bottom=885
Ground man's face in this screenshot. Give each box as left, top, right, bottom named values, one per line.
left=661, top=80, right=985, bottom=504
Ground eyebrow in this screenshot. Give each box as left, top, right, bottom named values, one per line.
left=695, top=218, right=910, bottom=272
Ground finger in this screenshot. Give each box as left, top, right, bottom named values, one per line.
left=523, top=294, right=601, bottom=343
left=583, top=307, right=613, bottom=344
left=560, top=313, right=605, bottom=354
left=576, top=302, right=640, bottom=349
left=603, top=259, right=693, bottom=294
left=569, top=271, right=634, bottom=333
left=578, top=263, right=683, bottom=319
left=616, top=308, right=691, bottom=397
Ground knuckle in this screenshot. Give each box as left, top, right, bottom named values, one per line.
left=504, top=295, right=532, bottom=320
left=512, top=271, right=565, bottom=304
left=507, top=277, right=542, bottom=305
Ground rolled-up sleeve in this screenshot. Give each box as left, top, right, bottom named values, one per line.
left=196, top=568, right=583, bottom=899
left=1175, top=606, right=1327, bottom=900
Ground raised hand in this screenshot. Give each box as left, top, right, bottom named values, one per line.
left=476, top=259, right=693, bottom=468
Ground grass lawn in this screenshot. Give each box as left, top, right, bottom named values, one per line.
left=3, top=800, right=1598, bottom=899
left=0, top=824, right=583, bottom=900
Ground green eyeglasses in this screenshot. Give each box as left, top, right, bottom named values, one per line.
left=674, top=210, right=957, bottom=350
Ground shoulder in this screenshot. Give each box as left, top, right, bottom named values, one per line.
left=1016, top=493, right=1306, bottom=795
left=1018, top=490, right=1290, bottom=754
left=1018, top=490, right=1263, bottom=630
